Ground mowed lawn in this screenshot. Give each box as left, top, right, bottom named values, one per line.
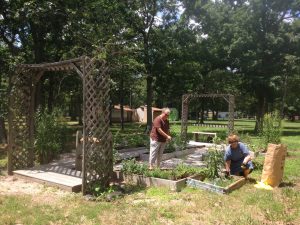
left=0, top=120, right=300, bottom=225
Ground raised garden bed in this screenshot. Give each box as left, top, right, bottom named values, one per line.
left=186, top=175, right=246, bottom=194
left=121, top=160, right=207, bottom=191
left=139, top=146, right=204, bottom=162
left=124, top=173, right=187, bottom=191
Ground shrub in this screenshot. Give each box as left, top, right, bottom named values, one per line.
left=121, top=159, right=148, bottom=175
left=121, top=160, right=207, bottom=180
left=169, top=108, right=179, bottom=121
left=34, top=109, right=67, bottom=164
left=205, top=146, right=225, bottom=179
left=165, top=131, right=187, bottom=153
left=260, top=111, right=282, bottom=149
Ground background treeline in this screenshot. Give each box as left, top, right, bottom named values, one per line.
left=0, top=0, right=300, bottom=139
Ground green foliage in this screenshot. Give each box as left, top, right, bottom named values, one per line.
left=122, top=160, right=207, bottom=180
left=240, top=133, right=263, bottom=153
left=114, top=133, right=148, bottom=149
left=145, top=164, right=207, bottom=180
left=169, top=108, right=179, bottom=121
left=34, top=109, right=67, bottom=163
left=165, top=131, right=187, bottom=153
left=205, top=147, right=225, bottom=179
left=121, top=159, right=148, bottom=175
left=260, top=111, right=282, bottom=149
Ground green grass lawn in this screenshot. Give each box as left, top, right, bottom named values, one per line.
left=0, top=119, right=300, bottom=224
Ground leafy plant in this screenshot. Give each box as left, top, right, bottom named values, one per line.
left=165, top=131, right=187, bottom=152
left=205, top=147, right=225, bottom=179
left=121, top=159, right=148, bottom=175
left=122, top=160, right=207, bottom=180
left=169, top=108, right=179, bottom=121
left=260, top=111, right=282, bottom=149
left=34, top=109, right=67, bottom=163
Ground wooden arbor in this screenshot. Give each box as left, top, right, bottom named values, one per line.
left=8, top=56, right=112, bottom=194
left=181, top=94, right=235, bottom=140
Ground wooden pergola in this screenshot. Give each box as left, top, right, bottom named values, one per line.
left=7, top=56, right=112, bottom=194
left=181, top=93, right=235, bottom=140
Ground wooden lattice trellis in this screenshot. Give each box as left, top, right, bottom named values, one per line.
left=8, top=56, right=112, bottom=194
left=181, top=93, right=235, bottom=141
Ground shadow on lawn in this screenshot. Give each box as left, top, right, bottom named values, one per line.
left=279, top=182, right=295, bottom=188
left=282, top=131, right=300, bottom=136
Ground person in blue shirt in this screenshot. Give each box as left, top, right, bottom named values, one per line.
left=224, top=134, right=254, bottom=177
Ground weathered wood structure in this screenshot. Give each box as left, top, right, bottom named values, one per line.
left=181, top=94, right=235, bottom=140
left=8, top=56, right=112, bottom=194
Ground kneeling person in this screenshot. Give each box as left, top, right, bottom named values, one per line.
left=224, top=134, right=254, bottom=177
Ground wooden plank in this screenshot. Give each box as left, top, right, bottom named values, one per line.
left=192, top=131, right=216, bottom=142
left=225, top=176, right=246, bottom=193
left=13, top=169, right=82, bottom=193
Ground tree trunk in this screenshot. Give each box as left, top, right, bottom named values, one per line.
left=145, top=75, right=153, bottom=134
left=0, top=117, right=7, bottom=144
left=280, top=73, right=288, bottom=119
left=120, top=77, right=124, bottom=130
left=254, top=95, right=266, bottom=134
left=200, top=100, right=205, bottom=124
left=47, top=76, right=54, bottom=113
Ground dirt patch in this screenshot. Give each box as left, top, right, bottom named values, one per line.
left=0, top=175, right=44, bottom=195
left=0, top=175, right=71, bottom=201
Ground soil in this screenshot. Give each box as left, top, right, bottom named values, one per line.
left=0, top=175, right=68, bottom=197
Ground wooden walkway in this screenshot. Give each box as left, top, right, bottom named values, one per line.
left=13, top=153, right=83, bottom=192
left=12, top=148, right=148, bottom=193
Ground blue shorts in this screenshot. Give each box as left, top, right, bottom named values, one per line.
left=231, top=161, right=254, bottom=175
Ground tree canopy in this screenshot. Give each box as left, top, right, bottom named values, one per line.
left=0, top=0, right=299, bottom=136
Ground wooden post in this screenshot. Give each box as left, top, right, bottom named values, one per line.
left=228, top=95, right=235, bottom=134
left=181, top=95, right=189, bottom=142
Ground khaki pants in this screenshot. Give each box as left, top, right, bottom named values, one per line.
left=149, top=138, right=166, bottom=168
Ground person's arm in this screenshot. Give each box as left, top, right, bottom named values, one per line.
left=157, top=128, right=171, bottom=141
left=243, top=155, right=251, bottom=164
left=241, top=142, right=252, bottom=164
left=225, top=160, right=231, bottom=174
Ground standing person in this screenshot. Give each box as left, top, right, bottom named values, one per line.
left=224, top=134, right=254, bottom=177
left=149, top=108, right=172, bottom=169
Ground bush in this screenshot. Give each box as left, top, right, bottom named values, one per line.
left=165, top=131, right=187, bottom=153
left=205, top=147, right=225, bottom=179
left=34, top=109, right=67, bottom=164
left=121, top=160, right=207, bottom=180
left=260, top=111, right=282, bottom=149
left=169, top=108, right=179, bottom=121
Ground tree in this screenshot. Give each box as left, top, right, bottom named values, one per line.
left=182, top=0, right=300, bottom=132
left=120, top=0, right=178, bottom=132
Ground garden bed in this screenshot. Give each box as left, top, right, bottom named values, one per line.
left=121, top=160, right=207, bottom=191
left=123, top=173, right=187, bottom=191
left=139, top=146, right=203, bottom=161
left=186, top=175, right=246, bottom=194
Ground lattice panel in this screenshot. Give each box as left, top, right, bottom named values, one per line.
left=180, top=93, right=235, bottom=141
left=82, top=57, right=112, bottom=194
left=8, top=70, right=34, bottom=173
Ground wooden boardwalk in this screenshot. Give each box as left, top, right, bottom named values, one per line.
left=13, top=153, right=83, bottom=192
left=11, top=148, right=147, bottom=193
